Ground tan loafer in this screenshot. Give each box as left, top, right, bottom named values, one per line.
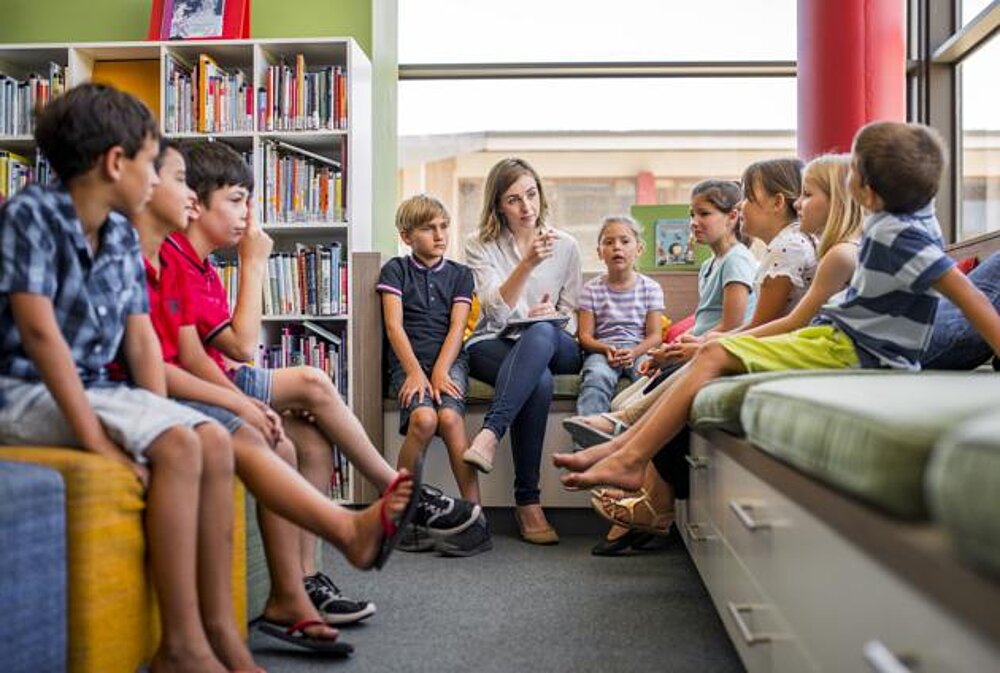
left=462, top=446, right=493, bottom=473
left=515, top=510, right=559, bottom=545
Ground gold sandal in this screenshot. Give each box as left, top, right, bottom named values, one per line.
left=592, top=489, right=673, bottom=536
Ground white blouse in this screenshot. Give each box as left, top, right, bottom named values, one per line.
left=755, top=222, right=818, bottom=317
left=464, top=226, right=583, bottom=345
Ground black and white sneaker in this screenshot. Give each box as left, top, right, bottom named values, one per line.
left=413, top=484, right=481, bottom=537
left=396, top=522, right=436, bottom=552
left=436, top=513, right=493, bottom=557
left=304, top=573, right=376, bottom=625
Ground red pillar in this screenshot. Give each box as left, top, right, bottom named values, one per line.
left=636, top=171, right=656, bottom=205
left=797, top=0, right=906, bottom=159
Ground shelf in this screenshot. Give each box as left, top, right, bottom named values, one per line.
left=262, top=223, right=348, bottom=234
left=261, top=315, right=349, bottom=322
left=164, top=132, right=255, bottom=140
left=0, top=136, right=37, bottom=154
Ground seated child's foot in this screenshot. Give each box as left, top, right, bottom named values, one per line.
left=342, top=473, right=415, bottom=569
left=462, top=429, right=498, bottom=473
left=414, top=484, right=482, bottom=537
left=553, top=439, right=620, bottom=472
left=304, top=572, right=376, bottom=625
left=396, top=521, right=437, bottom=552
left=261, top=597, right=340, bottom=643
left=581, top=413, right=622, bottom=435
left=436, top=512, right=493, bottom=557
left=150, top=644, right=229, bottom=673
left=205, top=622, right=259, bottom=672
left=560, top=449, right=646, bottom=492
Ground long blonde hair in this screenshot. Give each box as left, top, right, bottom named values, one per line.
left=477, top=157, right=550, bottom=243
left=805, top=154, right=864, bottom=258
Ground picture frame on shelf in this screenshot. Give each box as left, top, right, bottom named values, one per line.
left=148, top=0, right=250, bottom=41
left=632, top=203, right=709, bottom=272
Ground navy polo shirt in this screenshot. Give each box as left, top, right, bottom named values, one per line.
left=376, top=255, right=473, bottom=373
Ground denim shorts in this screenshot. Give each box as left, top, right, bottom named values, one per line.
left=175, top=399, right=245, bottom=434
left=387, top=357, right=468, bottom=435
left=230, top=365, right=274, bottom=404
left=0, top=377, right=213, bottom=464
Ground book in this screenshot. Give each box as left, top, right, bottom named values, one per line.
left=632, top=204, right=710, bottom=272
left=498, top=314, right=570, bottom=337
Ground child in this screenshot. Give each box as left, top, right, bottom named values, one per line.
left=555, top=121, right=1000, bottom=492
left=575, top=215, right=664, bottom=418
left=379, top=194, right=492, bottom=556
left=0, top=83, right=245, bottom=673
left=133, top=140, right=417, bottom=649
left=162, top=142, right=480, bottom=561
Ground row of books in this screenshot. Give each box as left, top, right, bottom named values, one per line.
left=260, top=57, right=347, bottom=131
left=261, top=139, right=344, bottom=223
left=0, top=63, right=66, bottom=136
left=164, top=54, right=254, bottom=134
left=0, top=149, right=52, bottom=202
left=214, top=243, right=348, bottom=318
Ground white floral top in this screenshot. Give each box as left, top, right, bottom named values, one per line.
left=755, top=223, right=818, bottom=317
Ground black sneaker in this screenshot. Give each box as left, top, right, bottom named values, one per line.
left=304, top=572, right=376, bottom=625
left=413, top=484, right=482, bottom=537
left=436, top=514, right=493, bottom=557
left=396, top=522, right=436, bottom=552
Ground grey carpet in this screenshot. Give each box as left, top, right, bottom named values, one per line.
left=249, top=509, right=744, bottom=673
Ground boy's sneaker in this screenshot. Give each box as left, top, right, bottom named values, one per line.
left=436, top=513, right=493, bottom=557
left=414, top=484, right=481, bottom=537
left=304, top=572, right=376, bottom=625
left=396, top=522, right=436, bottom=552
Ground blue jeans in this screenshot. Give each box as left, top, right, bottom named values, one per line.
left=923, top=252, right=1000, bottom=370
left=467, top=322, right=582, bottom=505
left=576, top=350, right=646, bottom=417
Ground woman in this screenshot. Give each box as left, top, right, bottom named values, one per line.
left=463, top=158, right=583, bottom=544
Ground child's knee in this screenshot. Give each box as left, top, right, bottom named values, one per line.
left=148, top=425, right=203, bottom=475
left=297, top=366, right=338, bottom=406
left=437, top=408, right=464, bottom=433
left=196, top=422, right=235, bottom=476
left=408, top=407, right=438, bottom=441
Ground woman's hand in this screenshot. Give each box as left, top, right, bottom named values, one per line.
left=524, top=229, right=558, bottom=268
left=527, top=292, right=557, bottom=317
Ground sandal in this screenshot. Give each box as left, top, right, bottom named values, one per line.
left=372, top=457, right=424, bottom=570
left=592, top=489, right=673, bottom=536
left=562, top=413, right=629, bottom=448
left=254, top=617, right=354, bottom=656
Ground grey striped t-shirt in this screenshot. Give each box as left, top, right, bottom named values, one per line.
left=579, top=274, right=665, bottom=345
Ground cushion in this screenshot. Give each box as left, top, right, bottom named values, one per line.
left=0, top=460, right=67, bottom=673
left=741, top=373, right=1000, bottom=519
left=466, top=374, right=630, bottom=403
left=926, top=411, right=1000, bottom=577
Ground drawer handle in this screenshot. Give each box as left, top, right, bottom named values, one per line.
left=729, top=500, right=771, bottom=531
left=684, top=522, right=715, bottom=541
left=863, top=640, right=916, bottom=673
left=726, top=602, right=772, bottom=645
left=685, top=454, right=710, bottom=469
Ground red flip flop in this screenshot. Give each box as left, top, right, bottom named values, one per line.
left=372, top=457, right=424, bottom=570
left=255, top=617, right=353, bottom=656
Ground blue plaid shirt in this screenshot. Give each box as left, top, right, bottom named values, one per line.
left=0, top=183, right=149, bottom=382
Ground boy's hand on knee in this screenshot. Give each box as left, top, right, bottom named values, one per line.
left=430, top=367, right=461, bottom=403
left=400, top=371, right=432, bottom=407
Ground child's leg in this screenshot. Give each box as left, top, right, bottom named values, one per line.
left=437, top=407, right=480, bottom=503
left=269, top=366, right=397, bottom=491
left=144, top=426, right=228, bottom=673
left=398, top=406, right=437, bottom=473
left=191, top=422, right=259, bottom=670
left=555, top=343, right=744, bottom=490
left=584, top=361, right=689, bottom=432
left=576, top=353, right=620, bottom=417
left=281, top=415, right=333, bottom=577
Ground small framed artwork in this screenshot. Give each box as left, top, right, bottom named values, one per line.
left=632, top=204, right=709, bottom=272
left=148, top=0, right=250, bottom=40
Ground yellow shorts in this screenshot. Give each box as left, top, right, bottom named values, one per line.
left=716, top=325, right=860, bottom=373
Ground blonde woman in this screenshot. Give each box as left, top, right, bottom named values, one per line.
left=463, top=157, right=583, bottom=544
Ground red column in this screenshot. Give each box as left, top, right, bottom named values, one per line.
left=636, top=171, right=656, bottom=205
left=797, top=0, right=906, bottom=159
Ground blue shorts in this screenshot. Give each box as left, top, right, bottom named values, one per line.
left=230, top=365, right=274, bottom=404
left=387, top=358, right=468, bottom=436
left=176, top=399, right=245, bottom=434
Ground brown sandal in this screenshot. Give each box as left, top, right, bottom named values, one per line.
left=592, top=489, right=673, bottom=536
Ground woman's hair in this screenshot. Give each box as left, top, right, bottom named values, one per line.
left=741, top=158, right=804, bottom=222
left=477, top=157, right=549, bottom=243
left=690, top=179, right=748, bottom=245
left=804, top=154, right=864, bottom=258
left=598, top=215, right=642, bottom=242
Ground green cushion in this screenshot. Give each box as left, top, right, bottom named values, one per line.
left=689, top=370, right=884, bottom=434
left=741, top=373, right=1000, bottom=519
left=927, top=412, right=1000, bottom=578
left=466, top=375, right=630, bottom=403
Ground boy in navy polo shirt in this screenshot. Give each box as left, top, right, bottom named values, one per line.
left=0, top=83, right=249, bottom=673
left=379, top=194, right=492, bottom=556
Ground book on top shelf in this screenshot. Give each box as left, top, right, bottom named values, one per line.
left=259, top=55, right=347, bottom=132
left=0, top=63, right=66, bottom=137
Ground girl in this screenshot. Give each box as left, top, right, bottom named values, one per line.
left=463, top=157, right=583, bottom=544
left=575, top=216, right=664, bottom=418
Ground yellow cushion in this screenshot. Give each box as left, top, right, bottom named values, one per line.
left=0, top=447, right=246, bottom=673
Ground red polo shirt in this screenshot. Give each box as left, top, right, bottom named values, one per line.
left=160, top=232, right=231, bottom=373
left=146, top=254, right=193, bottom=365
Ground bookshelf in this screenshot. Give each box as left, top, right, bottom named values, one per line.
left=0, top=38, right=373, bottom=503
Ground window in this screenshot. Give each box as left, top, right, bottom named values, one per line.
left=959, top=34, right=1000, bottom=239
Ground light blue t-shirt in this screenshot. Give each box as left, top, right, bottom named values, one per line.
left=692, top=243, right=758, bottom=336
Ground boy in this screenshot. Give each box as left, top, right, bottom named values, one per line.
left=556, top=121, right=1000, bottom=491
left=133, top=139, right=418, bottom=650
left=161, top=142, right=480, bottom=568
left=0, top=83, right=244, bottom=673
left=379, top=194, right=492, bottom=556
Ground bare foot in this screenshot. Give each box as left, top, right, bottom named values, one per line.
left=560, top=449, right=646, bottom=491
left=150, top=645, right=228, bottom=673
left=341, top=471, right=414, bottom=569
left=205, top=623, right=260, bottom=672
left=553, top=439, right=620, bottom=471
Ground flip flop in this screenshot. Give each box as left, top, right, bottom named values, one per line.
left=562, top=416, right=618, bottom=448
left=372, top=457, right=424, bottom=570
left=255, top=618, right=354, bottom=656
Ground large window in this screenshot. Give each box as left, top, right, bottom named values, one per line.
left=959, top=34, right=1000, bottom=239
